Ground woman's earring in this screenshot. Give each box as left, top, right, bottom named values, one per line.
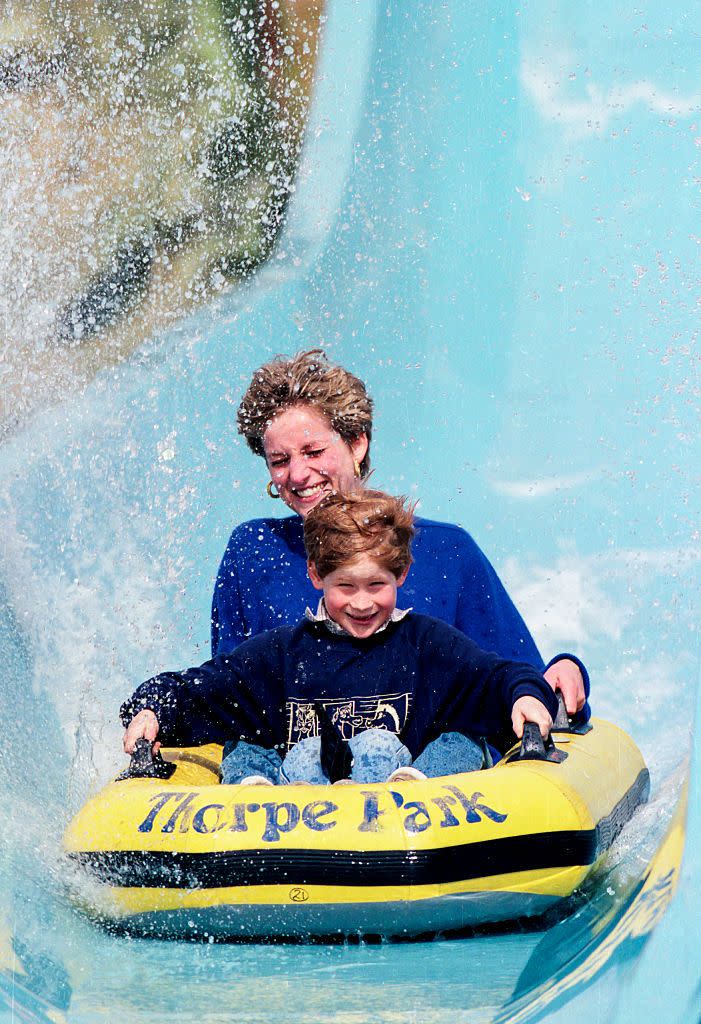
left=266, top=481, right=280, bottom=499
left=353, top=459, right=361, bottom=478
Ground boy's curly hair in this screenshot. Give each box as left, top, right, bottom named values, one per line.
left=237, top=349, right=374, bottom=478
left=303, top=489, right=415, bottom=579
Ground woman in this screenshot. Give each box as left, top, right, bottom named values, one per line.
left=211, top=349, right=588, bottom=721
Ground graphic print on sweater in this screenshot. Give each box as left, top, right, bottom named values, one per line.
left=286, top=692, right=413, bottom=749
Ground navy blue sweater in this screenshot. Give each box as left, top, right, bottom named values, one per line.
left=122, top=613, right=560, bottom=757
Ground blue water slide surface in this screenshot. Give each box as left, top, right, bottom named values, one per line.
left=0, top=2, right=699, bottom=1022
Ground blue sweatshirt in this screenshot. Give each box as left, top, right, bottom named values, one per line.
left=213, top=515, right=542, bottom=662
left=122, top=613, right=561, bottom=757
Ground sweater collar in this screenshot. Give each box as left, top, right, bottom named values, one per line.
left=304, top=598, right=411, bottom=637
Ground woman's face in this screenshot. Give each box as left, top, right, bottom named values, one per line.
left=263, top=404, right=369, bottom=517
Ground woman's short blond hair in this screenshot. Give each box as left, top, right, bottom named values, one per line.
left=303, top=489, right=415, bottom=579
left=237, top=349, right=373, bottom=477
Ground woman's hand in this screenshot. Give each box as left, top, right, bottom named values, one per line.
left=511, top=696, right=553, bottom=740
left=543, top=659, right=585, bottom=715
left=123, top=709, right=160, bottom=755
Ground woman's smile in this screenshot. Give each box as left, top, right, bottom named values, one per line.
left=293, top=481, right=329, bottom=500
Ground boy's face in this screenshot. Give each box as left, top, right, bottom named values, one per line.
left=308, top=554, right=409, bottom=639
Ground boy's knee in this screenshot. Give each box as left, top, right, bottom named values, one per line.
left=413, top=731, right=485, bottom=777
left=349, top=728, right=406, bottom=758
left=348, top=728, right=412, bottom=783
left=433, top=732, right=470, bottom=750
left=221, top=741, right=283, bottom=785
left=281, top=736, right=327, bottom=785
left=284, top=736, right=322, bottom=766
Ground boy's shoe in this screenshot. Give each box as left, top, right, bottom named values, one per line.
left=386, top=766, right=427, bottom=783
left=239, top=775, right=275, bottom=786
left=332, top=778, right=354, bottom=786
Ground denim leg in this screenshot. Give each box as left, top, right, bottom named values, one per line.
left=220, top=740, right=283, bottom=785
left=348, top=728, right=412, bottom=784
left=413, top=732, right=485, bottom=778
left=281, top=737, right=330, bottom=785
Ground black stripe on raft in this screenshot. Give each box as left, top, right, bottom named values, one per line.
left=596, top=767, right=650, bottom=851
left=70, top=769, right=649, bottom=891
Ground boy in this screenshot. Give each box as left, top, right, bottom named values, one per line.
left=122, top=491, right=581, bottom=785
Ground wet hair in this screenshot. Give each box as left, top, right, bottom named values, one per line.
left=303, top=489, right=415, bottom=579
left=237, top=349, right=374, bottom=477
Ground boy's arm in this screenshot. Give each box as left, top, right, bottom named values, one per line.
left=123, top=708, right=161, bottom=754
left=416, top=620, right=559, bottom=749
left=120, top=658, right=252, bottom=750
left=511, top=695, right=553, bottom=739
left=120, top=638, right=284, bottom=751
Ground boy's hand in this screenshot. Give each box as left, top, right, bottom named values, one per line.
left=543, top=659, right=585, bottom=715
left=512, top=696, right=553, bottom=740
left=123, top=709, right=160, bottom=755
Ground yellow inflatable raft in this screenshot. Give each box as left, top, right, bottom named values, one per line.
left=63, top=718, right=649, bottom=940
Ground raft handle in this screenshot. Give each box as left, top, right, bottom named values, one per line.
left=552, top=693, right=593, bottom=735
left=552, top=694, right=571, bottom=730
left=516, top=723, right=568, bottom=764
left=117, top=738, right=177, bottom=781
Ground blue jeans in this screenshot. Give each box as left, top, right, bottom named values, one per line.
left=220, top=730, right=485, bottom=785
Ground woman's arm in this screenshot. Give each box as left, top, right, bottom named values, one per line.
left=210, top=518, right=313, bottom=656
left=211, top=528, right=249, bottom=656
left=543, top=654, right=590, bottom=717
left=451, top=526, right=545, bottom=665
left=451, top=527, right=590, bottom=721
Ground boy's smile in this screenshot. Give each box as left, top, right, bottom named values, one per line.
left=308, top=555, right=409, bottom=639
